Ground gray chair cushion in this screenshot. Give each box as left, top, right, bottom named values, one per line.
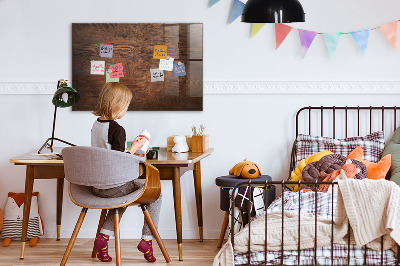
left=69, top=180, right=145, bottom=208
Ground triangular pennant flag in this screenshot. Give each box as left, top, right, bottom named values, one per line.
left=378, top=21, right=398, bottom=50
left=275, top=23, right=293, bottom=49
left=209, top=0, right=220, bottom=7
left=351, top=29, right=370, bottom=55
left=298, top=29, right=317, bottom=58
left=323, top=33, right=341, bottom=58
left=251, top=23, right=266, bottom=38
left=229, top=0, right=245, bottom=24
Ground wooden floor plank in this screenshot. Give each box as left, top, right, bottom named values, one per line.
left=0, top=239, right=221, bottom=265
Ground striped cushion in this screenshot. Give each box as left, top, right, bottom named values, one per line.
left=1, top=217, right=40, bottom=240
left=295, top=131, right=385, bottom=166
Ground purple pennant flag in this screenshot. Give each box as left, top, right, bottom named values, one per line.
left=298, top=29, right=317, bottom=58
left=229, top=0, right=245, bottom=24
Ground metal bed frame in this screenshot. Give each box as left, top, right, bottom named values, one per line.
left=230, top=106, right=400, bottom=266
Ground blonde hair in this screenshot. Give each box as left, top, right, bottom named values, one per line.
left=93, top=83, right=133, bottom=120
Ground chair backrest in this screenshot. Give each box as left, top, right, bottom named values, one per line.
left=62, top=146, right=145, bottom=187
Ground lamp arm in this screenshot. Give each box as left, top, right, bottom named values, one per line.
left=50, top=105, right=57, bottom=148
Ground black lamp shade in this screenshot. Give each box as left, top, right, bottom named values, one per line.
left=241, top=0, right=305, bottom=23
left=52, top=84, right=80, bottom=108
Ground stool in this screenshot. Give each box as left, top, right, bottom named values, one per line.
left=215, top=175, right=275, bottom=248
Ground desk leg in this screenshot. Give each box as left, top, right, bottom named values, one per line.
left=20, top=165, right=35, bottom=259
left=56, top=178, right=64, bottom=241
left=193, top=161, right=203, bottom=242
left=172, top=167, right=183, bottom=261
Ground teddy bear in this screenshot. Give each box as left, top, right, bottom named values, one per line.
left=229, top=159, right=261, bottom=179
left=172, top=135, right=189, bottom=153
left=1, top=192, right=44, bottom=247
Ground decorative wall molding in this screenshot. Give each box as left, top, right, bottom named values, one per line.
left=203, top=81, right=400, bottom=94
left=1, top=81, right=400, bottom=95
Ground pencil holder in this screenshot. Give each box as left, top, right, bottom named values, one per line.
left=191, top=135, right=209, bottom=153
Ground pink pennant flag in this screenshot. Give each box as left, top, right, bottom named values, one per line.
left=275, top=23, right=293, bottom=49
left=378, top=21, right=398, bottom=50
left=298, top=29, right=317, bottom=58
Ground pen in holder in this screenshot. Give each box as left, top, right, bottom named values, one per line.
left=191, top=135, right=209, bottom=153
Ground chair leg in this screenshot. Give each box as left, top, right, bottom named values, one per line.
left=114, top=209, right=121, bottom=266
left=141, top=205, right=171, bottom=263
left=217, top=211, right=230, bottom=248
left=91, top=209, right=108, bottom=258
left=60, top=208, right=88, bottom=266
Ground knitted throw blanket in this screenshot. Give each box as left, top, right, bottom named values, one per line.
left=335, top=178, right=400, bottom=251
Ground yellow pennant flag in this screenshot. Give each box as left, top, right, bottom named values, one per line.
left=251, top=23, right=266, bottom=38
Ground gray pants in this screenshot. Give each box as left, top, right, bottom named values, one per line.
left=92, top=180, right=162, bottom=240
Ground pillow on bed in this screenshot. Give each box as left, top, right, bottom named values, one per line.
left=382, top=126, right=400, bottom=184
left=348, top=146, right=391, bottom=180
left=295, top=131, right=385, bottom=166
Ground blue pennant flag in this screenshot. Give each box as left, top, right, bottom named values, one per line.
left=351, top=29, right=371, bottom=55
left=209, top=0, right=221, bottom=7
left=323, top=33, right=341, bottom=58
left=229, top=0, right=245, bottom=24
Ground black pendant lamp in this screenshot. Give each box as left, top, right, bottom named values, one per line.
left=242, top=0, right=305, bottom=23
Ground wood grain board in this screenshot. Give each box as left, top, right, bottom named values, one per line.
left=72, top=23, right=203, bottom=111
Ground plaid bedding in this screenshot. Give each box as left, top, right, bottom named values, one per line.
left=294, top=131, right=385, bottom=166
left=234, top=191, right=397, bottom=265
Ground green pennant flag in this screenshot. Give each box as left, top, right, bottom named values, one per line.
left=209, top=0, right=220, bottom=7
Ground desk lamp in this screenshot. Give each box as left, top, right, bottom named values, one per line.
left=241, top=0, right=305, bottom=23
left=38, top=79, right=80, bottom=154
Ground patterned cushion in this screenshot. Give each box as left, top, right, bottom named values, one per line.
left=295, top=131, right=385, bottom=166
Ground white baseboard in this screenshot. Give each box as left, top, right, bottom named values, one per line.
left=1, top=81, right=400, bottom=95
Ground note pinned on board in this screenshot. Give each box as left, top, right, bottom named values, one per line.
left=106, top=72, right=119, bottom=82
left=153, top=45, right=168, bottom=59
left=109, top=63, right=124, bottom=78
left=150, top=68, right=164, bottom=82
left=90, top=60, right=105, bottom=75
left=173, top=63, right=186, bottom=77
left=159, top=57, right=174, bottom=71
left=100, top=44, right=113, bottom=58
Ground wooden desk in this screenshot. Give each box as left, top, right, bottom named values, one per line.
left=10, top=147, right=213, bottom=261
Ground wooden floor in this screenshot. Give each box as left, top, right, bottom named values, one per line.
left=0, top=239, right=221, bottom=265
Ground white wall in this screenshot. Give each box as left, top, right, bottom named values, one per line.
left=1, top=0, right=400, bottom=239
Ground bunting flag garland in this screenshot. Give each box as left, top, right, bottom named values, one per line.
left=298, top=29, right=317, bottom=58
left=351, top=29, right=370, bottom=55
left=229, top=0, right=245, bottom=24
left=208, top=6, right=400, bottom=57
left=323, top=33, right=341, bottom=58
left=209, top=0, right=220, bottom=7
left=378, top=21, right=398, bottom=50
left=275, top=23, right=293, bottom=49
left=251, top=23, right=266, bottom=38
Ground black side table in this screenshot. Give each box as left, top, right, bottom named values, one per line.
left=215, top=175, right=275, bottom=248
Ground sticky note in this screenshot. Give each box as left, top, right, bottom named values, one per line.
left=90, top=61, right=105, bottom=75
left=150, top=68, right=164, bottom=82
left=173, top=63, right=186, bottom=77
left=109, top=63, right=124, bottom=78
left=153, top=45, right=168, bottom=59
left=106, top=72, right=119, bottom=82
left=159, top=57, right=174, bottom=71
left=100, top=44, right=113, bottom=58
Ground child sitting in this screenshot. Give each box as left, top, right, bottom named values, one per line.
left=91, top=82, right=162, bottom=263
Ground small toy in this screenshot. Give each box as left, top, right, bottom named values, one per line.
left=1, top=192, right=44, bottom=247
left=229, top=159, right=261, bottom=179
left=172, top=135, right=189, bottom=153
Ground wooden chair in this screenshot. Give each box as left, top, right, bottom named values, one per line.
left=60, top=146, right=171, bottom=265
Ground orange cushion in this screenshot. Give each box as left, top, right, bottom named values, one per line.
left=348, top=146, right=391, bottom=180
